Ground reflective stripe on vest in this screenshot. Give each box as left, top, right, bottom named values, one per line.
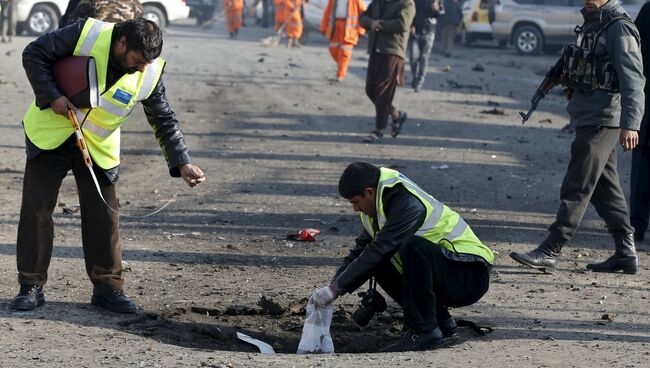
left=360, top=168, right=494, bottom=273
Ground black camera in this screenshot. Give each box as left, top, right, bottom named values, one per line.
left=352, top=288, right=387, bottom=327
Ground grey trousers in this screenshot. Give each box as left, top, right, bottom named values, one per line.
left=407, top=31, right=435, bottom=85
left=544, top=126, right=634, bottom=249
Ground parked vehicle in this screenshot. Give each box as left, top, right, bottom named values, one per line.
left=141, top=0, right=191, bottom=28
left=15, top=0, right=67, bottom=36
left=491, top=0, right=646, bottom=55
left=14, top=0, right=189, bottom=36
left=460, top=0, right=498, bottom=46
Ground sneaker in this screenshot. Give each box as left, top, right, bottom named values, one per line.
left=11, top=285, right=45, bottom=311
left=379, top=328, right=444, bottom=352
left=91, top=290, right=137, bottom=314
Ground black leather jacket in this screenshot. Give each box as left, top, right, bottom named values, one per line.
left=22, top=19, right=190, bottom=183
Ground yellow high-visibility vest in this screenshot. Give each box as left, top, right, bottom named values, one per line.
left=360, top=168, right=495, bottom=274
left=23, top=18, right=166, bottom=169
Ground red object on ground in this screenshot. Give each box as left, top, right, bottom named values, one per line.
left=287, top=228, right=320, bottom=242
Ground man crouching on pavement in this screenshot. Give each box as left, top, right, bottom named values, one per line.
left=12, top=18, right=205, bottom=314
left=309, top=162, right=494, bottom=352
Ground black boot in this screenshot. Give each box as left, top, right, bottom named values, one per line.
left=11, top=285, right=45, bottom=311
left=91, top=290, right=137, bottom=313
left=586, top=234, right=638, bottom=274
left=509, top=241, right=561, bottom=273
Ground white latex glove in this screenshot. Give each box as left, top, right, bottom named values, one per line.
left=309, top=285, right=337, bottom=308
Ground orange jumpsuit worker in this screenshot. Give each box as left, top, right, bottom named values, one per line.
left=224, top=0, right=244, bottom=39
left=321, top=0, right=366, bottom=81
left=275, top=0, right=304, bottom=48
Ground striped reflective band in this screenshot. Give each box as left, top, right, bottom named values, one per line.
left=378, top=176, right=444, bottom=234
left=97, top=62, right=160, bottom=118
left=78, top=20, right=105, bottom=56
left=100, top=96, right=132, bottom=117
left=445, top=217, right=469, bottom=241
left=136, top=62, right=159, bottom=101
left=83, top=120, right=114, bottom=138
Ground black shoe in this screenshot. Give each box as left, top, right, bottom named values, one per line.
left=439, top=316, right=457, bottom=337
left=379, top=328, right=444, bottom=352
left=11, top=285, right=45, bottom=311
left=91, top=290, right=137, bottom=314
left=509, top=248, right=558, bottom=273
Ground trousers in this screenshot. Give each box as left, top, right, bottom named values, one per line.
left=17, top=136, right=123, bottom=294
left=371, top=236, right=489, bottom=333
left=543, top=126, right=634, bottom=249
left=365, top=52, right=404, bottom=131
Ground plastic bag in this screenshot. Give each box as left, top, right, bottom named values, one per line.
left=296, top=302, right=335, bottom=354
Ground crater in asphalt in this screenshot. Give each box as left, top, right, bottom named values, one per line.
left=117, top=298, right=489, bottom=354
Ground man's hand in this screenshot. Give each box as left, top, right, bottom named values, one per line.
left=370, top=20, right=383, bottom=32
left=179, top=164, right=206, bottom=187
left=432, top=0, right=441, bottom=11
left=620, top=129, right=639, bottom=152
left=50, top=96, right=77, bottom=117
left=309, top=285, right=337, bottom=308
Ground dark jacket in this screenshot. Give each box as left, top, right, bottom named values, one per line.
left=22, top=20, right=190, bottom=182
left=411, top=0, right=443, bottom=34
left=331, top=184, right=487, bottom=295
left=567, top=0, right=645, bottom=130
left=635, top=2, right=650, bottom=146
left=359, top=0, right=416, bottom=58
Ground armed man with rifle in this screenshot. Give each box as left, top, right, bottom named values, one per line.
left=510, top=0, right=644, bottom=274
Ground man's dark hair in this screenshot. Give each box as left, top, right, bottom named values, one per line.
left=113, top=18, right=163, bottom=60
left=338, top=162, right=381, bottom=199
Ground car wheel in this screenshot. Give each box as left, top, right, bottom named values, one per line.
left=142, top=5, right=167, bottom=28
left=26, top=4, right=58, bottom=36
left=513, top=25, right=543, bottom=55
left=461, top=26, right=474, bottom=47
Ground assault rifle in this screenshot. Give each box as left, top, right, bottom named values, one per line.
left=519, top=56, right=565, bottom=124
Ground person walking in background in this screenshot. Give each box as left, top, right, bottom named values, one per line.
left=225, top=0, right=245, bottom=39
left=320, top=0, right=367, bottom=81
left=407, top=0, right=443, bottom=92
left=438, top=0, right=461, bottom=57
left=275, top=0, right=304, bottom=48
left=0, top=0, right=16, bottom=43
left=359, top=0, right=415, bottom=143
left=630, top=3, right=650, bottom=242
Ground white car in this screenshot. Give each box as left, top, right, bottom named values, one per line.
left=14, top=0, right=190, bottom=36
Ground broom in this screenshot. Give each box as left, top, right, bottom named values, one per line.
left=260, top=5, right=302, bottom=47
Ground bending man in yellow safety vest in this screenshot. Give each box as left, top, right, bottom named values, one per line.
left=309, top=162, right=493, bottom=352
left=12, top=18, right=205, bottom=314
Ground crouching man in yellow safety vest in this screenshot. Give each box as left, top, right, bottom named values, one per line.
left=11, top=18, right=205, bottom=314
left=309, top=162, right=494, bottom=352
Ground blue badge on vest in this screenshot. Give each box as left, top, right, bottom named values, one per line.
left=112, top=88, right=133, bottom=105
